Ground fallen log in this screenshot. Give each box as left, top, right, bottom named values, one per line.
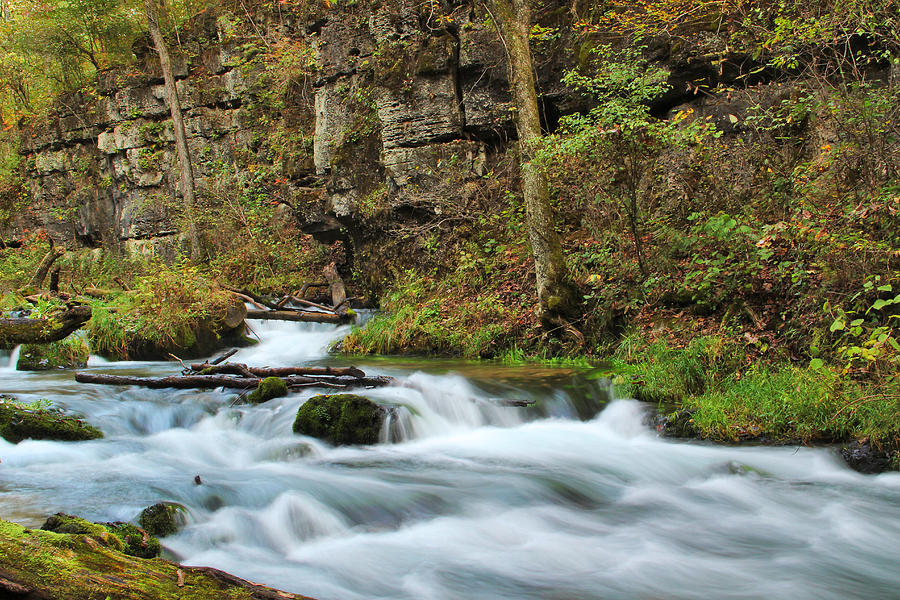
left=189, top=362, right=366, bottom=378
left=0, top=306, right=92, bottom=349
left=246, top=309, right=346, bottom=324
left=74, top=372, right=393, bottom=389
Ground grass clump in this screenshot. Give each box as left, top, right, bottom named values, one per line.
left=87, top=263, right=242, bottom=359
left=341, top=272, right=526, bottom=359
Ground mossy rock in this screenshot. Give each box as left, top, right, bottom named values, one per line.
left=138, top=502, right=186, bottom=538
left=247, top=376, right=288, bottom=404
left=16, top=339, right=89, bottom=371
left=0, top=397, right=103, bottom=444
left=292, top=393, right=386, bottom=446
left=40, top=513, right=162, bottom=558
left=1, top=518, right=313, bottom=599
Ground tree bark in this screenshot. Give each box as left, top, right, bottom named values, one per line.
left=484, top=0, right=576, bottom=326
left=144, top=0, right=200, bottom=260
left=28, top=245, right=64, bottom=289
left=0, top=306, right=92, bottom=349
left=324, top=263, right=348, bottom=315
left=189, top=363, right=366, bottom=378
left=246, top=309, right=347, bottom=324
left=74, top=372, right=393, bottom=389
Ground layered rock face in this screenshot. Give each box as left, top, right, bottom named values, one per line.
left=8, top=1, right=529, bottom=259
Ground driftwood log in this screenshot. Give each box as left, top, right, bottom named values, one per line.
left=0, top=306, right=92, bottom=349
left=246, top=309, right=346, bottom=324
left=190, top=362, right=366, bottom=378
left=74, top=372, right=393, bottom=389
left=28, top=244, right=64, bottom=289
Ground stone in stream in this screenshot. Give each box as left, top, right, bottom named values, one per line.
left=247, top=376, right=288, bottom=404
left=293, top=393, right=387, bottom=446
left=138, top=502, right=187, bottom=538
left=16, top=339, right=89, bottom=371
left=0, top=396, right=103, bottom=443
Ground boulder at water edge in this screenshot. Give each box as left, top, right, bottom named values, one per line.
left=138, top=502, right=187, bottom=538
left=293, top=393, right=386, bottom=446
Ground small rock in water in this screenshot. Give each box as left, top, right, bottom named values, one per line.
left=194, top=475, right=203, bottom=485
left=138, top=502, right=186, bottom=538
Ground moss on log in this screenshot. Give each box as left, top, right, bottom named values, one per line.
left=0, top=518, right=315, bottom=600
left=0, top=306, right=92, bottom=349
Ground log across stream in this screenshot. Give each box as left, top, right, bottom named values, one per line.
left=1, top=318, right=899, bottom=600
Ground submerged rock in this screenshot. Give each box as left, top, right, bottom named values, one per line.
left=138, top=502, right=186, bottom=538
left=0, top=396, right=103, bottom=443
left=293, top=393, right=387, bottom=445
left=247, top=376, right=288, bottom=404
left=41, top=513, right=161, bottom=558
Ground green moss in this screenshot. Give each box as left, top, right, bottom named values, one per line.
left=247, top=376, right=288, bottom=404
left=41, top=514, right=160, bottom=558
left=16, top=336, right=90, bottom=371
left=138, top=502, right=185, bottom=538
left=0, top=397, right=103, bottom=443
left=0, top=517, right=304, bottom=599
left=293, top=393, right=386, bottom=446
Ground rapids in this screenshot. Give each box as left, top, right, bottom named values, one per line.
left=1, top=320, right=899, bottom=600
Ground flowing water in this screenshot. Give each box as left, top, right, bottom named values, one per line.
left=1, top=320, right=899, bottom=600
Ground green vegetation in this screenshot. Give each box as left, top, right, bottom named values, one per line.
left=41, top=513, right=161, bottom=559
left=0, top=396, right=102, bottom=443
left=247, top=376, right=288, bottom=404
left=16, top=336, right=90, bottom=370
left=0, top=517, right=299, bottom=600
left=293, top=393, right=386, bottom=446
left=138, top=502, right=186, bottom=538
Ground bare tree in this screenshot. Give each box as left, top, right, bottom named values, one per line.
left=144, top=0, right=200, bottom=260
left=483, top=0, right=578, bottom=331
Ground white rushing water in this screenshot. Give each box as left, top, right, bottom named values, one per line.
left=1, top=320, right=899, bottom=600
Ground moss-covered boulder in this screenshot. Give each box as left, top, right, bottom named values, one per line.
left=16, top=338, right=90, bottom=371
left=0, top=397, right=103, bottom=443
left=138, top=502, right=186, bottom=538
left=247, top=376, right=288, bottom=404
left=41, top=513, right=161, bottom=558
left=1, top=518, right=314, bottom=599
left=292, top=393, right=386, bottom=446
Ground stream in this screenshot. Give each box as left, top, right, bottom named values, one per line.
left=2, top=319, right=900, bottom=600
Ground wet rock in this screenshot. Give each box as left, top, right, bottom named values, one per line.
left=293, top=393, right=387, bottom=446
left=41, top=513, right=161, bottom=558
left=0, top=397, right=103, bottom=443
left=655, top=408, right=699, bottom=438
left=138, top=502, right=186, bottom=538
left=841, top=440, right=897, bottom=474
left=247, top=376, right=288, bottom=404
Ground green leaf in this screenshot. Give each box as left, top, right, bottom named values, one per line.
left=876, top=284, right=893, bottom=292
left=850, top=318, right=864, bottom=327
left=829, top=317, right=845, bottom=332
left=809, top=358, right=824, bottom=370
left=872, top=298, right=890, bottom=310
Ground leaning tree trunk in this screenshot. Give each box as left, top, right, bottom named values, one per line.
left=484, top=0, right=576, bottom=328
left=144, top=0, right=201, bottom=261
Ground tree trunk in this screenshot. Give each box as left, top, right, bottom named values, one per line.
left=28, top=244, right=64, bottom=289
left=484, top=0, right=576, bottom=326
left=144, top=0, right=200, bottom=261
left=74, top=372, right=393, bottom=389
left=245, top=309, right=347, bottom=324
